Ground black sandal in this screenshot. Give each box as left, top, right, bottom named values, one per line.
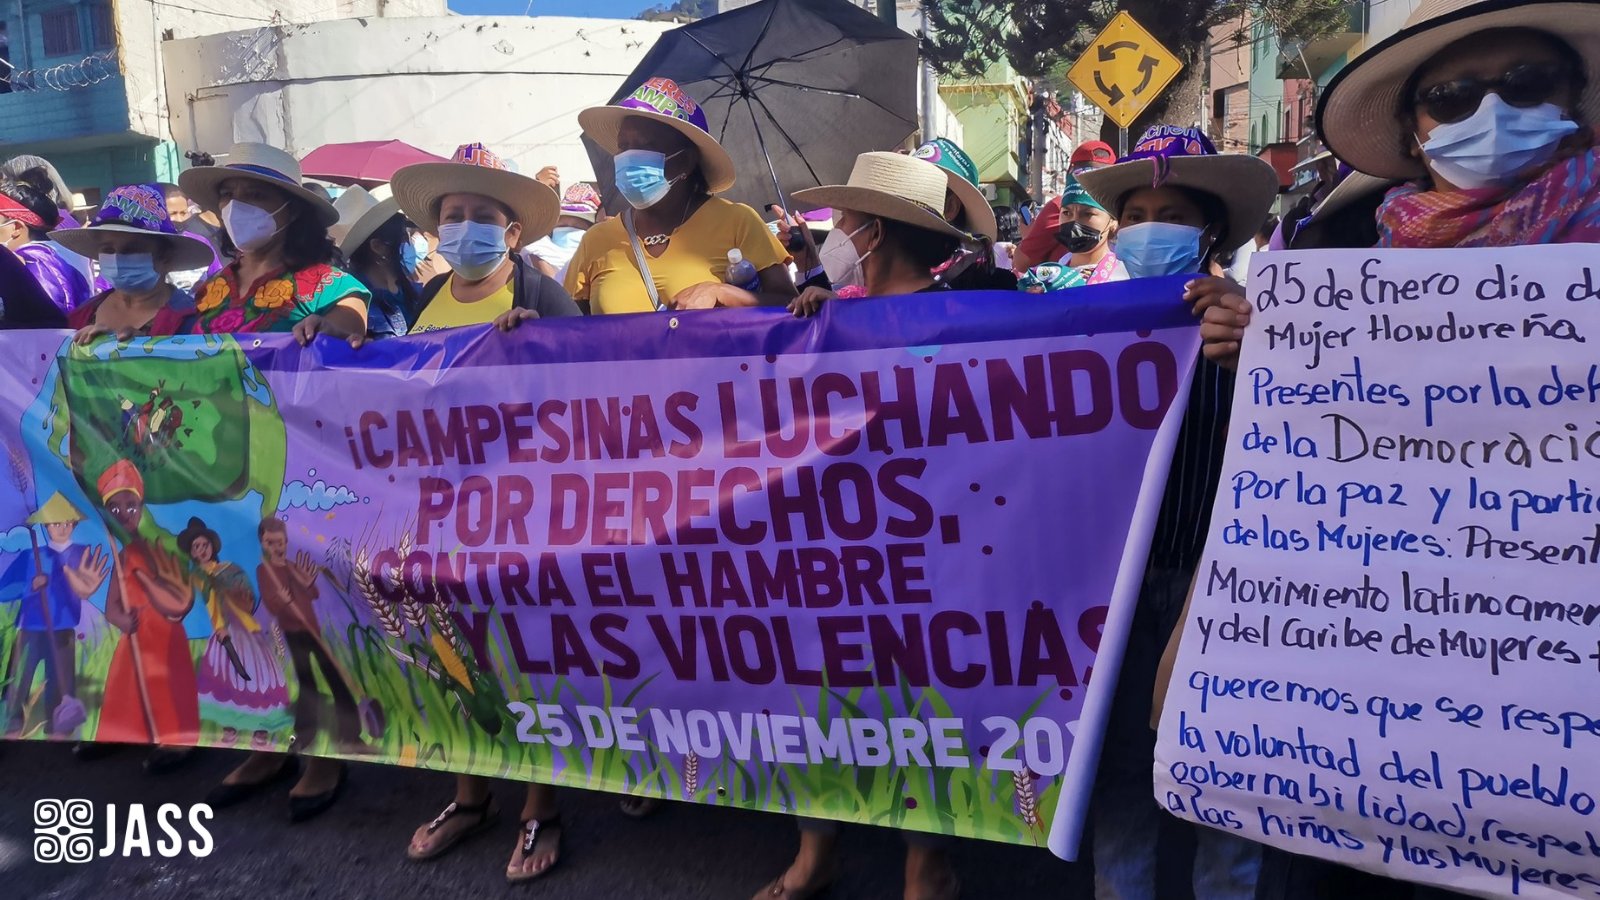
left=507, top=814, right=562, bottom=884
left=407, top=794, right=499, bottom=861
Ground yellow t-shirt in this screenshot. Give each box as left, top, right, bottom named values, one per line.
left=411, top=277, right=515, bottom=332
left=564, top=197, right=790, bottom=315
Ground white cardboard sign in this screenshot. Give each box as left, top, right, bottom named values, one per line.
left=1155, top=246, right=1600, bottom=899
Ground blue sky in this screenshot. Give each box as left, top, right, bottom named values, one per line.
left=448, top=0, right=656, bottom=16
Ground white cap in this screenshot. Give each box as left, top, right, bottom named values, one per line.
left=728, top=249, right=744, bottom=264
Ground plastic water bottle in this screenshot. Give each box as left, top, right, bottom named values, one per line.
left=725, top=249, right=761, bottom=292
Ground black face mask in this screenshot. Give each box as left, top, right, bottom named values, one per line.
left=1057, top=220, right=1104, bottom=254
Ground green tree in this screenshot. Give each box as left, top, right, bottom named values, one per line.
left=922, top=0, right=1352, bottom=142
left=638, top=0, right=719, bottom=22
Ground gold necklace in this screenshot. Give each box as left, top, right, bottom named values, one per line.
left=639, top=192, right=695, bottom=247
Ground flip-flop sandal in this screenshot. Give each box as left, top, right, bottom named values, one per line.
left=407, top=794, right=499, bottom=861
left=618, top=796, right=661, bottom=818
left=506, top=815, right=562, bottom=884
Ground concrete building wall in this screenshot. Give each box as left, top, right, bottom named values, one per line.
left=1207, top=14, right=1251, bottom=154
left=0, top=0, right=443, bottom=196
left=120, top=0, right=446, bottom=144
left=940, top=60, right=1029, bottom=205
left=163, top=16, right=677, bottom=182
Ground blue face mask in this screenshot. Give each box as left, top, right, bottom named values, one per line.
left=436, top=221, right=509, bottom=281
left=400, top=236, right=422, bottom=275
left=1419, top=93, right=1579, bottom=190
left=99, top=252, right=161, bottom=293
left=1114, top=222, right=1205, bottom=279
left=551, top=226, right=585, bottom=250
left=615, top=149, right=683, bottom=210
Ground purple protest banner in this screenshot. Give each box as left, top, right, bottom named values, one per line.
left=0, top=281, right=1199, bottom=857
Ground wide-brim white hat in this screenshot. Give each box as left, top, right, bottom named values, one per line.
left=1077, top=154, right=1280, bottom=253
left=178, top=142, right=340, bottom=227
left=330, top=184, right=402, bottom=257
left=793, top=152, right=972, bottom=242
left=391, top=143, right=559, bottom=240
left=579, top=78, right=738, bottom=195
left=1317, top=0, right=1600, bottom=179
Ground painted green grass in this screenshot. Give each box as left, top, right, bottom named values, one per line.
left=2, top=584, right=1063, bottom=847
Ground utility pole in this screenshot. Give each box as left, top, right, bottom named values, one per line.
left=877, top=0, right=895, bottom=25
left=1029, top=79, right=1049, bottom=205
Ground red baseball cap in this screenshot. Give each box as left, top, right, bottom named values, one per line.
left=1070, top=141, right=1116, bottom=166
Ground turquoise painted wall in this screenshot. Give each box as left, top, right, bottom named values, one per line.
left=1247, top=19, right=1284, bottom=153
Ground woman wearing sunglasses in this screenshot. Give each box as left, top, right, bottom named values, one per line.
left=1199, top=0, right=1600, bottom=368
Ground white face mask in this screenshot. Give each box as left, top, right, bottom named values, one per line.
left=221, top=200, right=286, bottom=252
left=1418, top=93, right=1579, bottom=190
left=820, top=222, right=874, bottom=289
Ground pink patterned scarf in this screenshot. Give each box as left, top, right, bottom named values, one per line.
left=1377, top=146, right=1600, bottom=248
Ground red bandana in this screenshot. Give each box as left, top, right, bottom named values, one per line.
left=0, top=195, right=44, bottom=229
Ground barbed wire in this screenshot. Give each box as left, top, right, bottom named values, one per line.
left=3, top=50, right=120, bottom=93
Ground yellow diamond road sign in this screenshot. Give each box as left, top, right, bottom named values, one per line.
left=1067, top=11, right=1184, bottom=129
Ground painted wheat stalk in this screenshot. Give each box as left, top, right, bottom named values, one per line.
left=391, top=533, right=431, bottom=632
left=683, top=752, right=700, bottom=799
left=6, top=443, right=29, bottom=494
left=1013, top=769, right=1039, bottom=829
left=424, top=602, right=474, bottom=694
left=354, top=546, right=405, bottom=639
left=271, top=622, right=287, bottom=658
left=323, top=537, right=354, bottom=593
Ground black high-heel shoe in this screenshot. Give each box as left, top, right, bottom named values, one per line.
left=288, top=762, right=346, bottom=824
left=204, top=755, right=299, bottom=809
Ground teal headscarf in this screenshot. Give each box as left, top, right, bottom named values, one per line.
left=913, top=137, right=980, bottom=187
left=1059, top=175, right=1105, bottom=213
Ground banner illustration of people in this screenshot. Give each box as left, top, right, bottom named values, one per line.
left=0, top=493, right=106, bottom=737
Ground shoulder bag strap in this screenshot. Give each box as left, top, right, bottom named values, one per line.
left=622, top=209, right=665, bottom=312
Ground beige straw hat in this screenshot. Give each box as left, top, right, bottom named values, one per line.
left=1075, top=125, right=1279, bottom=253
left=330, top=184, right=401, bottom=257
left=579, top=77, right=738, bottom=194
left=1317, top=0, right=1600, bottom=179
left=178, top=142, right=340, bottom=227
left=793, top=152, right=972, bottom=241
left=390, top=143, right=559, bottom=239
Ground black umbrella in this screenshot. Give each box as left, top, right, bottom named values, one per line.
left=585, top=0, right=919, bottom=216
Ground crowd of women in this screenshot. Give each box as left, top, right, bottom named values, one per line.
left=0, top=0, right=1595, bottom=897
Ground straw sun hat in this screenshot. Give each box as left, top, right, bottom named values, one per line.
left=329, top=184, right=401, bottom=257
left=1317, top=0, right=1600, bottom=179
left=1075, top=125, right=1279, bottom=253
left=390, top=143, right=559, bottom=239
left=579, top=77, right=738, bottom=195
left=792, top=152, right=972, bottom=241
left=178, top=143, right=340, bottom=227
left=50, top=183, right=214, bottom=270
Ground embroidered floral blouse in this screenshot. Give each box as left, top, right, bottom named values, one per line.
left=187, top=261, right=370, bottom=334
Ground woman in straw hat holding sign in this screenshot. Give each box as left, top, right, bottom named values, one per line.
left=56, top=183, right=214, bottom=341
left=760, top=152, right=967, bottom=900
left=1201, top=0, right=1600, bottom=370
left=178, top=143, right=370, bottom=346
left=1074, top=124, right=1278, bottom=900
left=391, top=142, right=579, bottom=333
left=569, top=77, right=796, bottom=314
left=330, top=184, right=418, bottom=339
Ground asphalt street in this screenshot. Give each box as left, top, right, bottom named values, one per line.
left=0, top=741, right=1115, bottom=899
